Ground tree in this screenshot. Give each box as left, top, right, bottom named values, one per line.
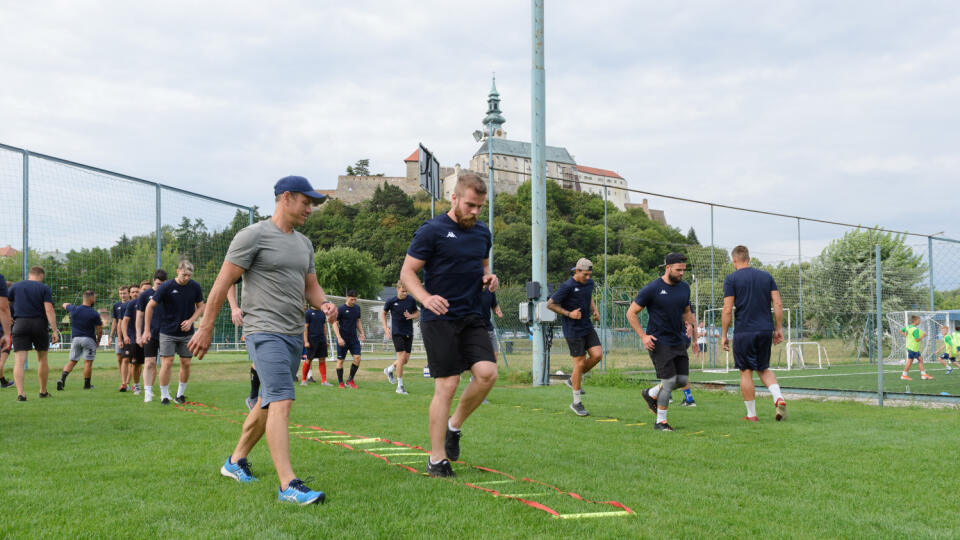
left=314, top=247, right=382, bottom=299
left=686, top=227, right=699, bottom=245
left=346, top=159, right=371, bottom=176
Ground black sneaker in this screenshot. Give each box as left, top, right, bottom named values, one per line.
left=444, top=426, right=462, bottom=461
left=570, top=402, right=590, bottom=416
left=425, top=458, right=456, bottom=478
left=680, top=400, right=696, bottom=407
left=39, top=392, right=51, bottom=399
left=641, top=388, right=658, bottom=414
left=161, top=398, right=170, bottom=405
left=175, top=395, right=186, bottom=404
left=83, top=385, right=94, bottom=390
left=118, top=386, right=127, bottom=392
left=1, top=378, right=14, bottom=388
left=307, top=377, right=317, bottom=384
left=654, top=422, right=675, bottom=432
left=17, top=394, right=26, bottom=402
left=56, top=380, right=64, bottom=391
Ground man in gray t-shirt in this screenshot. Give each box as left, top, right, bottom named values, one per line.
left=188, top=176, right=337, bottom=505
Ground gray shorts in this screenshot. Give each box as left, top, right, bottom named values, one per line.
left=488, top=330, right=499, bottom=353
left=246, top=332, right=302, bottom=407
left=115, top=340, right=123, bottom=355
left=159, top=333, right=193, bottom=358
left=70, top=337, right=97, bottom=361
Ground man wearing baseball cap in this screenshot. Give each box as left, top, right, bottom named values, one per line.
left=548, top=258, right=602, bottom=416
left=626, top=252, right=700, bottom=431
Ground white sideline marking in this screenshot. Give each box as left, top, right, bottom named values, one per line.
left=474, top=480, right=514, bottom=485
left=706, top=368, right=909, bottom=384
left=554, top=511, right=633, bottom=520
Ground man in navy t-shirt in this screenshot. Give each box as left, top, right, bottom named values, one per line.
left=9, top=266, right=59, bottom=401
left=57, top=290, right=103, bottom=391
left=721, top=245, right=787, bottom=422
left=117, top=284, right=139, bottom=392
left=136, top=269, right=167, bottom=402
left=627, top=253, right=699, bottom=431
left=144, top=260, right=204, bottom=405
left=548, top=258, right=602, bottom=417
left=110, top=286, right=130, bottom=387
left=302, top=305, right=330, bottom=385
left=400, top=172, right=497, bottom=478
left=333, top=290, right=365, bottom=388
left=0, top=273, right=13, bottom=388
left=381, top=281, right=419, bottom=394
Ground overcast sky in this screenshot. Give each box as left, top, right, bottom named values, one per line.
left=3, top=1, right=959, bottom=274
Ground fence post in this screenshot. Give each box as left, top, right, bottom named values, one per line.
left=796, top=218, right=803, bottom=340
left=21, top=150, right=29, bottom=279
left=876, top=244, right=883, bottom=407
left=928, top=236, right=935, bottom=311
left=155, top=185, right=162, bottom=269
left=602, top=170, right=608, bottom=371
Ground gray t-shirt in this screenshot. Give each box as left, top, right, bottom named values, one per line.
left=225, top=219, right=315, bottom=336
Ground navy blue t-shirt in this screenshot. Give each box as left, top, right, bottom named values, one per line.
left=406, top=214, right=492, bottom=322
left=723, top=267, right=778, bottom=334
left=549, top=277, right=595, bottom=338
left=8, top=280, right=53, bottom=319
left=383, top=296, right=418, bottom=336
left=479, top=290, right=498, bottom=331
left=112, top=301, right=125, bottom=324
left=305, top=308, right=327, bottom=342
left=123, top=300, right=140, bottom=341
left=0, top=272, right=6, bottom=298
left=337, top=303, right=362, bottom=341
left=151, top=279, right=204, bottom=337
left=633, top=278, right=691, bottom=347
left=135, top=287, right=163, bottom=335
left=66, top=304, right=102, bottom=340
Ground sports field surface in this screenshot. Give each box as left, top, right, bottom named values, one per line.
left=4, top=353, right=959, bottom=538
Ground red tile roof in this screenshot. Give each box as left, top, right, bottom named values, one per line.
left=404, top=149, right=419, bottom=162
left=0, top=245, right=18, bottom=257
left=576, top=165, right=623, bottom=179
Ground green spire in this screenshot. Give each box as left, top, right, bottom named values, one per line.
left=483, top=74, right=505, bottom=131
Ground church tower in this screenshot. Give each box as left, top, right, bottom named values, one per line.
left=482, top=76, right=506, bottom=138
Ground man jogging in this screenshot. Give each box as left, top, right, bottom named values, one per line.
left=57, top=290, right=103, bottom=390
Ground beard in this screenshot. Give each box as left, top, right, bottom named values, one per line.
left=666, top=272, right=682, bottom=285
left=455, top=206, right=478, bottom=229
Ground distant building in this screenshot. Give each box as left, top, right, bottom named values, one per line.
left=625, top=199, right=667, bottom=226
left=575, top=165, right=630, bottom=211
left=0, top=245, right=19, bottom=257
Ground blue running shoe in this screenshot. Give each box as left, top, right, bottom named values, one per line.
left=278, top=478, right=325, bottom=505
left=220, top=456, right=257, bottom=483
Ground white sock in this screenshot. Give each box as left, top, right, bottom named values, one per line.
left=145, top=385, right=153, bottom=394
left=902, top=370, right=909, bottom=376
left=573, top=390, right=582, bottom=404
left=177, top=382, right=187, bottom=397
left=745, top=400, right=757, bottom=417
left=448, top=419, right=460, bottom=432
left=649, top=384, right=660, bottom=399
left=768, top=384, right=783, bottom=403
left=921, top=370, right=927, bottom=375
left=397, top=377, right=403, bottom=387
left=160, top=385, right=170, bottom=399
left=307, top=369, right=313, bottom=379
left=656, top=408, right=667, bottom=423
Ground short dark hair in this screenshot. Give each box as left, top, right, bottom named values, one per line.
left=154, top=269, right=168, bottom=282
left=82, top=290, right=96, bottom=300
left=731, top=245, right=750, bottom=262
left=119, top=285, right=129, bottom=292
left=346, top=289, right=358, bottom=298
left=140, top=279, right=152, bottom=288
left=130, top=284, right=140, bottom=290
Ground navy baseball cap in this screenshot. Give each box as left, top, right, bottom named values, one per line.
left=274, top=176, right=325, bottom=201
left=662, top=252, right=688, bottom=266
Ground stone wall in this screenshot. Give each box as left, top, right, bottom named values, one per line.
left=327, top=176, right=423, bottom=205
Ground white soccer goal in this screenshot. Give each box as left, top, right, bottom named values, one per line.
left=784, top=342, right=830, bottom=370
left=700, top=308, right=792, bottom=373
left=884, top=310, right=954, bottom=365
left=323, top=295, right=424, bottom=360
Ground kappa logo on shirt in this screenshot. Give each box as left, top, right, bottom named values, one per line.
left=574, top=288, right=580, bottom=292
left=446, top=231, right=457, bottom=238
left=172, top=290, right=179, bottom=294
left=660, top=289, right=668, bottom=295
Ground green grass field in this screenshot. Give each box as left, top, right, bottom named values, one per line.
left=3, top=352, right=960, bottom=538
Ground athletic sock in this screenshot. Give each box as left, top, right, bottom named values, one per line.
left=745, top=400, right=757, bottom=417
left=649, top=384, right=660, bottom=399
left=921, top=370, right=928, bottom=376
left=318, top=362, right=327, bottom=382
left=448, top=419, right=461, bottom=432
left=768, top=384, right=783, bottom=403
left=145, top=385, right=153, bottom=395
left=302, top=360, right=310, bottom=380
left=249, top=368, right=260, bottom=400
left=348, top=363, right=359, bottom=381
left=682, top=388, right=693, bottom=402
left=572, top=389, right=582, bottom=405
left=177, top=382, right=187, bottom=397
left=656, top=408, right=668, bottom=424
left=160, top=385, right=170, bottom=400
left=396, top=377, right=404, bottom=387
left=902, top=370, right=909, bottom=376
left=60, top=371, right=69, bottom=383
left=84, top=377, right=91, bottom=388
left=337, top=368, right=344, bottom=384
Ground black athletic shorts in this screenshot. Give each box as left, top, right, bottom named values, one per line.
left=125, top=343, right=145, bottom=365
left=306, top=339, right=328, bottom=360
left=421, top=316, right=495, bottom=378
left=392, top=334, right=413, bottom=353
left=566, top=328, right=601, bottom=358
left=732, top=331, right=772, bottom=372
left=12, top=317, right=49, bottom=352
left=143, top=336, right=160, bottom=358
left=649, top=344, right=689, bottom=379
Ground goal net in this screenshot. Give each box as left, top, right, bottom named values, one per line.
left=884, top=310, right=954, bottom=365
left=322, top=295, right=424, bottom=360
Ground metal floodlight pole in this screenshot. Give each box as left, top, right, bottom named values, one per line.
left=488, top=120, right=495, bottom=272
left=876, top=244, right=883, bottom=407
left=797, top=218, right=803, bottom=340
left=22, top=150, right=29, bottom=279
left=709, top=205, right=715, bottom=318
left=602, top=177, right=608, bottom=371
left=530, top=0, right=548, bottom=386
